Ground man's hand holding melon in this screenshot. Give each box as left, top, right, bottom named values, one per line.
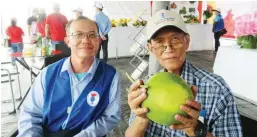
left=127, top=72, right=201, bottom=137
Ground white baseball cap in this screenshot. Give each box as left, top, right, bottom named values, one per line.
left=94, top=2, right=103, bottom=9
left=146, top=9, right=187, bottom=40
left=73, top=7, right=83, bottom=13
left=11, top=17, right=17, bottom=22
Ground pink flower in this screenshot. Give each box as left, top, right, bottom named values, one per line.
left=250, top=21, right=257, bottom=35
left=235, top=16, right=242, bottom=22
left=242, top=14, right=252, bottom=22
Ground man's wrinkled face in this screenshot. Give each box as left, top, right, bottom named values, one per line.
left=147, top=27, right=190, bottom=72
left=65, top=19, right=101, bottom=59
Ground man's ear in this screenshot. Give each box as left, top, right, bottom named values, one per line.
left=98, top=37, right=102, bottom=45
left=147, top=42, right=153, bottom=53
left=64, top=37, right=70, bottom=48
left=185, top=34, right=190, bottom=50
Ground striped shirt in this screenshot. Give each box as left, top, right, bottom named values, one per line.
left=128, top=60, right=243, bottom=137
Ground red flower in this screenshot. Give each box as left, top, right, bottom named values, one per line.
left=91, top=93, right=97, bottom=97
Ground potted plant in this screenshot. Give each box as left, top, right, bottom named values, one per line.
left=203, top=5, right=213, bottom=24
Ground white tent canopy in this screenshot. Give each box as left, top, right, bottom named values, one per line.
left=101, top=1, right=150, bottom=20
left=0, top=1, right=151, bottom=43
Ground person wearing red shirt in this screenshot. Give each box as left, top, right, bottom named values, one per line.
left=45, top=3, right=70, bottom=56
left=36, top=10, right=47, bottom=37
left=6, top=18, right=24, bottom=65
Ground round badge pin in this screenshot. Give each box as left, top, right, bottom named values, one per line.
left=87, top=91, right=100, bottom=107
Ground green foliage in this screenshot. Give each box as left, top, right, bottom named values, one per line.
left=203, top=10, right=213, bottom=20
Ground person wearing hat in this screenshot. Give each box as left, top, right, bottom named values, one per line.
left=6, top=18, right=24, bottom=65
left=45, top=3, right=70, bottom=55
left=73, top=8, right=83, bottom=19
left=126, top=9, right=242, bottom=137
left=94, top=2, right=112, bottom=63
left=212, top=8, right=225, bottom=53
left=27, top=8, right=38, bottom=36
left=36, top=9, right=47, bottom=37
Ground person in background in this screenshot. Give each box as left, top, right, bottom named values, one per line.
left=18, top=16, right=120, bottom=137
left=36, top=9, right=47, bottom=37
left=45, top=3, right=70, bottom=55
left=6, top=18, right=24, bottom=65
left=73, top=7, right=83, bottom=19
left=212, top=8, right=225, bottom=53
left=94, top=2, right=112, bottom=63
left=27, top=8, right=38, bottom=36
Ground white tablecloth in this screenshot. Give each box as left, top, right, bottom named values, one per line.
left=105, top=24, right=214, bottom=59
left=213, top=46, right=257, bottom=105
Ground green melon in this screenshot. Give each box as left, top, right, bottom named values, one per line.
left=241, top=36, right=247, bottom=47
left=237, top=36, right=243, bottom=46
left=242, top=35, right=256, bottom=49
left=254, top=35, right=257, bottom=49
left=142, top=72, right=193, bottom=126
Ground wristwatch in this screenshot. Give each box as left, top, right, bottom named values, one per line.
left=194, top=120, right=207, bottom=137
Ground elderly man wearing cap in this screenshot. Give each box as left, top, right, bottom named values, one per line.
left=126, top=9, right=242, bottom=137
left=73, top=7, right=83, bottom=19
left=212, top=8, right=225, bottom=53
left=94, top=2, right=112, bottom=63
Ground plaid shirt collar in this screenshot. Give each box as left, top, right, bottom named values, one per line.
left=181, top=59, right=196, bottom=84
left=163, top=59, right=200, bottom=88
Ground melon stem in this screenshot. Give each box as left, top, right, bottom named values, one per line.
left=125, top=72, right=148, bottom=92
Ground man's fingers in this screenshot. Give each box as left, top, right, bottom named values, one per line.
left=128, top=88, right=146, bottom=104
left=128, top=80, right=147, bottom=116
left=175, top=114, right=196, bottom=127
left=130, top=92, right=147, bottom=109
left=133, top=107, right=148, bottom=116
left=186, top=100, right=201, bottom=111
left=170, top=124, right=190, bottom=130
left=180, top=105, right=200, bottom=119
left=130, top=80, right=144, bottom=92
left=191, top=85, right=198, bottom=100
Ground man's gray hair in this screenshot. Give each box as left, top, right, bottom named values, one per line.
left=66, top=16, right=99, bottom=36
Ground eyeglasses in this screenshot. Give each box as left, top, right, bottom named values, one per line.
left=69, top=31, right=99, bottom=39
left=151, top=33, right=186, bottom=53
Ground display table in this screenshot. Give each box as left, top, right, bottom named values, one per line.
left=213, top=46, right=257, bottom=105
left=105, top=24, right=213, bottom=59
